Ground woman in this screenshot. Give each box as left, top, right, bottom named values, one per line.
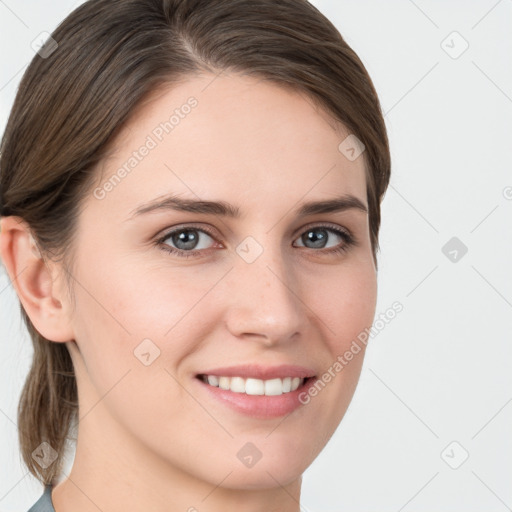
left=0, top=0, right=391, bottom=510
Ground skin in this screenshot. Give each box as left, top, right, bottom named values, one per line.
left=0, top=72, right=377, bottom=512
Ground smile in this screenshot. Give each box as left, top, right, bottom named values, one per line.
left=198, top=374, right=306, bottom=396
left=195, top=373, right=317, bottom=419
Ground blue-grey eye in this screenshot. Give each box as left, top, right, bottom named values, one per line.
left=165, top=229, right=214, bottom=251
left=295, top=227, right=347, bottom=249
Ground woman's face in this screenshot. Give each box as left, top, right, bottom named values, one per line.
left=63, top=72, right=377, bottom=491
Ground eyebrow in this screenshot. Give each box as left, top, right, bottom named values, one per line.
left=126, top=193, right=368, bottom=220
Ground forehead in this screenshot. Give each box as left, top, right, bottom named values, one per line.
left=89, top=73, right=367, bottom=220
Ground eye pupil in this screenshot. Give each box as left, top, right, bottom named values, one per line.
left=303, top=228, right=328, bottom=248
left=174, top=230, right=199, bottom=250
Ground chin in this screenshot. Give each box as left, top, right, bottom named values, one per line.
left=218, top=462, right=306, bottom=490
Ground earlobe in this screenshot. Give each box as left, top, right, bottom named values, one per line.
left=0, top=216, right=75, bottom=343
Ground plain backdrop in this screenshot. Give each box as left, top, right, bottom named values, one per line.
left=1, top=1, right=511, bottom=511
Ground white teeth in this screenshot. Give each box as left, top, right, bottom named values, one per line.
left=201, top=375, right=306, bottom=395
left=207, top=375, right=219, bottom=387
left=264, top=378, right=283, bottom=396
left=218, top=376, right=230, bottom=390
left=245, top=378, right=265, bottom=395
left=230, top=376, right=246, bottom=393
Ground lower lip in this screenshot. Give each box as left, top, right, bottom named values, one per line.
left=194, top=376, right=317, bottom=419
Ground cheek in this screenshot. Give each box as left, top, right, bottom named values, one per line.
left=81, top=258, right=198, bottom=331
left=69, top=264, right=196, bottom=432
left=319, top=261, right=378, bottom=352
left=70, top=260, right=224, bottom=380
left=296, top=261, right=376, bottom=436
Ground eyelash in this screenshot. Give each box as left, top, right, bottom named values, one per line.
left=154, top=223, right=357, bottom=259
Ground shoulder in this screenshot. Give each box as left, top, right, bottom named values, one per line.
left=26, top=485, right=55, bottom=512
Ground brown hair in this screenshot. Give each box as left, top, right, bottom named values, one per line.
left=0, top=0, right=390, bottom=486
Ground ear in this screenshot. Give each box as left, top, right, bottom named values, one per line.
left=0, top=216, right=75, bottom=343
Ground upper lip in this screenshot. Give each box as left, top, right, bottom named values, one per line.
left=197, top=364, right=316, bottom=380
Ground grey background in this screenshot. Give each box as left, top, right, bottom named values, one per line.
left=1, top=1, right=511, bottom=510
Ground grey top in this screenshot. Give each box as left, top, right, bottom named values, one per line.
left=27, top=486, right=55, bottom=512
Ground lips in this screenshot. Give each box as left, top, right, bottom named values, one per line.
left=195, top=372, right=317, bottom=419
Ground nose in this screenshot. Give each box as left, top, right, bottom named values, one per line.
left=223, top=238, right=307, bottom=347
